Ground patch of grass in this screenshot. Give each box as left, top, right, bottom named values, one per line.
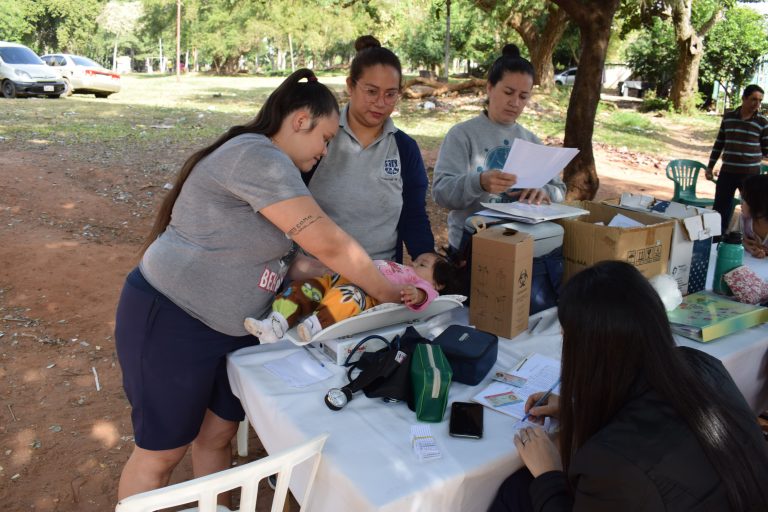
left=0, top=74, right=722, bottom=164
left=591, top=109, right=669, bottom=153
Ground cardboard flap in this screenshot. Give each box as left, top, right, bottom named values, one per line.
left=620, top=192, right=654, bottom=209
left=681, top=211, right=722, bottom=240
left=702, top=211, right=722, bottom=237
left=660, top=202, right=690, bottom=218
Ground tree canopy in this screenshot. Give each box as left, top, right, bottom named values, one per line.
left=3, top=0, right=768, bottom=199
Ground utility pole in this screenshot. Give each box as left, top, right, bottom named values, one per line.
left=176, top=0, right=182, bottom=81
left=443, top=0, right=451, bottom=82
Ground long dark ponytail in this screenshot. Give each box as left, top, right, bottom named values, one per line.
left=139, top=68, right=339, bottom=257
left=557, top=261, right=768, bottom=510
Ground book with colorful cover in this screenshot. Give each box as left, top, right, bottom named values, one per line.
left=667, top=291, right=768, bottom=342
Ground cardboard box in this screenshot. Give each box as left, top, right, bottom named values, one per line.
left=557, top=201, right=674, bottom=282
left=470, top=228, right=533, bottom=339
left=605, top=195, right=721, bottom=294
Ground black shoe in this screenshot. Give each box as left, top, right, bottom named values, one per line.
left=267, top=474, right=277, bottom=490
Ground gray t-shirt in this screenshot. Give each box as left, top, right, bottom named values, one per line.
left=432, top=113, right=567, bottom=248
left=309, top=104, right=403, bottom=260
left=140, top=133, right=307, bottom=337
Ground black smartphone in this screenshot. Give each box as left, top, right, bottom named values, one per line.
left=449, top=401, right=484, bottom=439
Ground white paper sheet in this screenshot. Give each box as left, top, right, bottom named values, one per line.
left=501, top=139, right=579, bottom=188
left=472, top=353, right=560, bottom=419
left=479, top=201, right=589, bottom=223
left=607, top=213, right=644, bottom=228
left=263, top=349, right=333, bottom=387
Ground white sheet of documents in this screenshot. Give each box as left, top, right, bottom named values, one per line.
left=263, top=349, right=333, bottom=388
left=479, top=201, right=589, bottom=223
left=472, top=353, right=560, bottom=420
left=607, top=213, right=644, bottom=228
left=411, top=425, right=442, bottom=461
left=501, top=139, right=579, bottom=188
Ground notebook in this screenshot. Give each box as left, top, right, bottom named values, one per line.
left=667, top=291, right=768, bottom=342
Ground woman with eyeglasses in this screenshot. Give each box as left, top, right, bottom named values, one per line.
left=432, top=44, right=566, bottom=256
left=306, top=35, right=434, bottom=263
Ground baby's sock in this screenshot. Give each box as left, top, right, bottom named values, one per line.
left=297, top=314, right=323, bottom=342
left=244, top=312, right=288, bottom=343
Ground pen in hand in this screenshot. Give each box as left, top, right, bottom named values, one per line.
left=519, top=378, right=560, bottom=425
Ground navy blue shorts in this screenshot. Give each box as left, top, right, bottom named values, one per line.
left=115, top=268, right=258, bottom=450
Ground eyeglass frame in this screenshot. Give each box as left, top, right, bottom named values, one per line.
left=351, top=79, right=401, bottom=106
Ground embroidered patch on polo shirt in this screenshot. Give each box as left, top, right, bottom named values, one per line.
left=384, top=158, right=401, bottom=176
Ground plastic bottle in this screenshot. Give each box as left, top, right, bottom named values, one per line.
left=712, top=231, right=744, bottom=295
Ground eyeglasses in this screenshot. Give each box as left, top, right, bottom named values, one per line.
left=353, top=81, right=400, bottom=106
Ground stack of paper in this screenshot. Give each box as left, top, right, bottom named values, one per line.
left=410, top=425, right=442, bottom=461
left=478, top=202, right=589, bottom=224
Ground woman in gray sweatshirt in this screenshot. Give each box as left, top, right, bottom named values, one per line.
left=432, top=44, right=566, bottom=252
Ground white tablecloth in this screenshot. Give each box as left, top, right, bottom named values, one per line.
left=228, top=306, right=563, bottom=512
left=227, top=246, right=768, bottom=512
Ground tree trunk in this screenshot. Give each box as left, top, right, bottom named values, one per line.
left=553, top=0, right=621, bottom=200
left=477, top=2, right=569, bottom=89
left=529, top=5, right=568, bottom=90
left=669, top=0, right=722, bottom=114
left=669, top=34, right=702, bottom=113
left=402, top=77, right=486, bottom=99
left=112, top=37, right=118, bottom=71
left=288, top=34, right=295, bottom=73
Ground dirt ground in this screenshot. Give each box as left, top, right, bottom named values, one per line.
left=0, top=98, right=716, bottom=510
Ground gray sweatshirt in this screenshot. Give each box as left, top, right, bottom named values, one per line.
left=432, top=113, right=567, bottom=248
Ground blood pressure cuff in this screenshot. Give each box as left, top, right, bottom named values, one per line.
left=351, top=327, right=423, bottom=405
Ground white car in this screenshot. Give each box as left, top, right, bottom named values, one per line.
left=0, top=41, right=66, bottom=98
left=41, top=53, right=121, bottom=98
left=554, top=67, right=577, bottom=86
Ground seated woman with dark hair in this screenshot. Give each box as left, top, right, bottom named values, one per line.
left=490, top=261, right=768, bottom=512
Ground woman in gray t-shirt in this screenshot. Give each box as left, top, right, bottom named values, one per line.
left=432, top=44, right=567, bottom=252
left=114, top=69, right=403, bottom=505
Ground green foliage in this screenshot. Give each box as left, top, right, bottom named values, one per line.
left=639, top=96, right=673, bottom=113
left=700, top=5, right=768, bottom=95
left=400, top=0, right=497, bottom=74
left=0, top=0, right=34, bottom=43
left=625, top=18, right=676, bottom=92
left=552, top=23, right=580, bottom=70
left=25, top=0, right=105, bottom=54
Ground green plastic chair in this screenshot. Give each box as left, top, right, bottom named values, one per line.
left=665, top=159, right=715, bottom=207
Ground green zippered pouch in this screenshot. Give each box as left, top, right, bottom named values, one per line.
left=410, top=343, right=452, bottom=422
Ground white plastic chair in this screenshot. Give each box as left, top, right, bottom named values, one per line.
left=236, top=418, right=249, bottom=457
left=115, top=433, right=328, bottom=512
